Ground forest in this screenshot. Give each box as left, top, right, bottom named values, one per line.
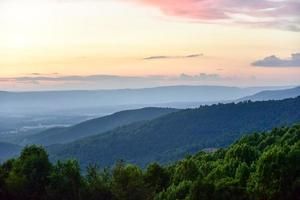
left=0, top=124, right=299, bottom=200
left=48, top=97, right=300, bottom=169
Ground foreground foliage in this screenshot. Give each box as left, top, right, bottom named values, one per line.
left=1, top=125, right=299, bottom=200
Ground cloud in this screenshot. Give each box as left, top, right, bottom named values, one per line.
left=13, top=73, right=224, bottom=83
left=28, top=72, right=60, bottom=76
left=133, top=0, right=300, bottom=31
left=179, top=73, right=223, bottom=81
left=0, top=73, right=235, bottom=90
left=252, top=53, right=300, bottom=67
left=13, top=75, right=146, bottom=82
left=143, top=53, right=203, bottom=60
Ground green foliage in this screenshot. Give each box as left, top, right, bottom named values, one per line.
left=47, top=160, right=83, bottom=200
left=154, top=181, right=192, bottom=200
left=173, top=159, right=199, bottom=183
left=0, top=124, right=299, bottom=200
left=235, top=162, right=250, bottom=186
left=112, top=161, right=149, bottom=200
left=188, top=179, right=215, bottom=200
left=144, top=163, right=170, bottom=193
left=4, top=145, right=51, bottom=200
left=84, top=165, right=114, bottom=200
left=249, top=143, right=300, bottom=200
left=225, top=144, right=259, bottom=165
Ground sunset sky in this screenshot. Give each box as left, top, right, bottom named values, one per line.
left=0, top=0, right=300, bottom=90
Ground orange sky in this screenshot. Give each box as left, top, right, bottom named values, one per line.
left=0, top=0, right=299, bottom=90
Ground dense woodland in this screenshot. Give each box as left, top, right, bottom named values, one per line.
left=48, top=97, right=300, bottom=168
left=1, top=124, right=299, bottom=200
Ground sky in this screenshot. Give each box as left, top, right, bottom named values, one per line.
left=0, top=0, right=299, bottom=91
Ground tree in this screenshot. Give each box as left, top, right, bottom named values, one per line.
left=112, top=161, right=148, bottom=200
left=225, top=144, right=259, bottom=165
left=235, top=162, right=250, bottom=186
left=188, top=178, right=215, bottom=200
left=144, top=162, right=170, bottom=193
left=214, top=177, right=248, bottom=200
left=48, top=160, right=83, bottom=200
left=84, top=164, right=114, bottom=200
left=249, top=145, right=291, bottom=200
left=155, top=181, right=192, bottom=200
left=0, top=159, right=15, bottom=199
left=5, top=145, right=51, bottom=200
left=173, top=159, right=199, bottom=183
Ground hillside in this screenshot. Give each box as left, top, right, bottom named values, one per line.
left=1, top=125, right=299, bottom=200
left=152, top=124, right=300, bottom=200
left=0, top=142, right=21, bottom=162
left=238, top=86, right=300, bottom=101
left=21, top=107, right=177, bottom=146
left=48, top=97, right=300, bottom=168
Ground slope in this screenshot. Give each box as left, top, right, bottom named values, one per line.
left=48, top=97, right=300, bottom=168
left=24, top=107, right=177, bottom=145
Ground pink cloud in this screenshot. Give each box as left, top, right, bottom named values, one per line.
left=134, top=0, right=300, bottom=31
left=138, top=0, right=227, bottom=19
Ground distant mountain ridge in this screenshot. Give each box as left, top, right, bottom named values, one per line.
left=48, top=96, right=300, bottom=168
left=0, top=85, right=288, bottom=114
left=21, top=107, right=177, bottom=146
left=238, top=86, right=300, bottom=101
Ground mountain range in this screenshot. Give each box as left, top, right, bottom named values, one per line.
left=47, top=96, right=300, bottom=168
left=1, top=86, right=300, bottom=166
left=0, top=85, right=288, bottom=114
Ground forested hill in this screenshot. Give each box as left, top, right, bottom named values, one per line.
left=1, top=125, right=299, bottom=200
left=48, top=96, right=300, bottom=168
left=21, top=107, right=177, bottom=146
